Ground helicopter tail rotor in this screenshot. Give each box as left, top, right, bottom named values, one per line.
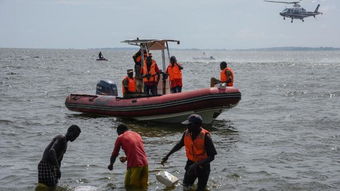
left=314, top=4, right=320, bottom=13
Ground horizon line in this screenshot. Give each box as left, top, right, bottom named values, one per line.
left=1, top=46, right=340, bottom=51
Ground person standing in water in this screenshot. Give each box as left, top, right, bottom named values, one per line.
left=108, top=124, right=149, bottom=189
left=161, top=114, right=217, bottom=191
left=36, top=125, right=81, bottom=191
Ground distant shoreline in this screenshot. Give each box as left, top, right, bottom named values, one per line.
left=92, top=47, right=340, bottom=51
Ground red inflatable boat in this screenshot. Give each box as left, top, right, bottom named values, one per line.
left=65, top=39, right=241, bottom=124
left=65, top=86, right=241, bottom=124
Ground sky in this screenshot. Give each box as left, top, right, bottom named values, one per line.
left=0, top=0, right=339, bottom=49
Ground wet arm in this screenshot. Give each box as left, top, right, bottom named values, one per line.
left=226, top=70, right=233, bottom=83
left=109, top=155, right=117, bottom=166
left=122, top=78, right=128, bottom=88
left=164, top=134, right=184, bottom=159
left=109, top=139, right=121, bottom=166
left=122, top=79, right=129, bottom=93
left=49, top=139, right=61, bottom=168
left=58, top=155, right=64, bottom=168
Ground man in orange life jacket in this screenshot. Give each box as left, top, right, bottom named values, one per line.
left=220, top=61, right=234, bottom=86
left=132, top=49, right=148, bottom=92
left=141, top=55, right=160, bottom=96
left=161, top=114, right=217, bottom=191
left=166, top=56, right=183, bottom=93
left=122, top=69, right=136, bottom=98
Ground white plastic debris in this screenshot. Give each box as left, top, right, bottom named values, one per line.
left=156, top=170, right=179, bottom=187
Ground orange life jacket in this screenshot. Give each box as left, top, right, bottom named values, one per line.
left=135, top=54, right=147, bottom=63
left=142, top=60, right=158, bottom=83
left=184, top=128, right=209, bottom=162
left=122, top=76, right=136, bottom=95
left=220, top=67, right=234, bottom=86
left=167, top=63, right=182, bottom=81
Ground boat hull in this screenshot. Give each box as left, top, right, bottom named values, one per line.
left=65, top=87, right=241, bottom=124
left=96, top=58, right=108, bottom=61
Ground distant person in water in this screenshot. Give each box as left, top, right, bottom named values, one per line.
left=36, top=125, right=81, bottom=191
left=98, top=51, right=104, bottom=59
left=166, top=56, right=183, bottom=93
left=108, top=124, right=149, bottom=189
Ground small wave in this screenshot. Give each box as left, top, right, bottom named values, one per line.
left=0, top=119, right=13, bottom=125
left=284, top=90, right=307, bottom=97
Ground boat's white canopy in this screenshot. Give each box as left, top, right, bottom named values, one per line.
left=121, top=39, right=180, bottom=50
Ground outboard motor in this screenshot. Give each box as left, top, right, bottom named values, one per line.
left=96, top=80, right=118, bottom=96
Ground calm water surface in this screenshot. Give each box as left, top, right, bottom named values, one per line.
left=1, top=48, right=340, bottom=191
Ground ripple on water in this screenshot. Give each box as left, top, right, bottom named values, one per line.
left=1, top=49, right=340, bottom=190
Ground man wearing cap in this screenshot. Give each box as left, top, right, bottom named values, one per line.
left=122, top=69, right=136, bottom=98
left=161, top=114, right=217, bottom=191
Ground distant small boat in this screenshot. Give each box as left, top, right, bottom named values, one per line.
left=96, top=57, right=108, bottom=61
left=97, top=51, right=108, bottom=61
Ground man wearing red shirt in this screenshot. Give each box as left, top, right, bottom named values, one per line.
left=108, top=124, right=148, bottom=189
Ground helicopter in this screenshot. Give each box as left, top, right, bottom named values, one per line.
left=264, top=0, right=322, bottom=23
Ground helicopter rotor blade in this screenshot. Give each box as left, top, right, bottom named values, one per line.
left=264, top=0, right=301, bottom=4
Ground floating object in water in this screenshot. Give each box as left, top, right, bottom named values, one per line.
left=74, top=185, right=98, bottom=191
left=156, top=170, right=179, bottom=187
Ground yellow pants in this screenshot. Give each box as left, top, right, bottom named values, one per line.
left=125, top=166, right=148, bottom=189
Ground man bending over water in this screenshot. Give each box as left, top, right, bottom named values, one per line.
left=36, top=125, right=81, bottom=191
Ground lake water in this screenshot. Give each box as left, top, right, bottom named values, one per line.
left=1, top=48, right=340, bottom=191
